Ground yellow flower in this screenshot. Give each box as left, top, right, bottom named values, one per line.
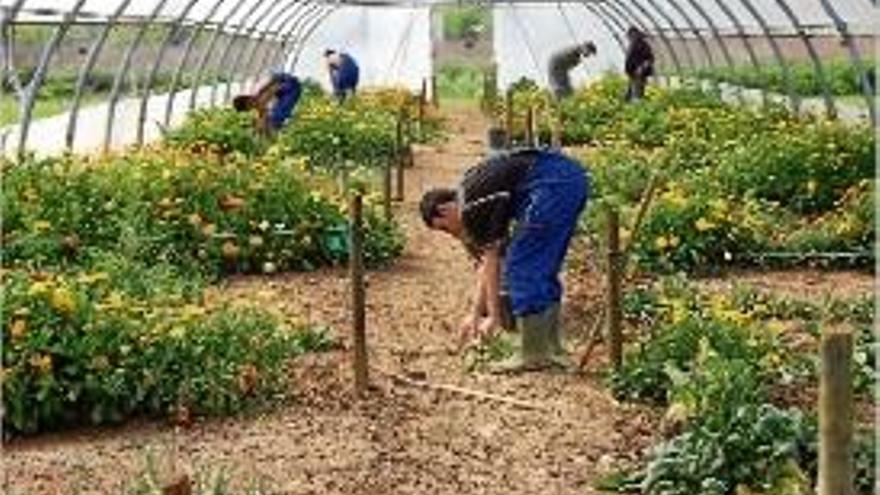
left=249, top=235, right=264, bottom=248
left=29, top=354, right=53, bottom=375
left=695, top=217, right=716, bottom=232
left=187, top=213, right=203, bottom=227
left=655, top=236, right=669, bottom=250
left=9, top=319, right=27, bottom=340
left=50, top=287, right=77, bottom=315
left=28, top=281, right=52, bottom=296
left=201, top=223, right=217, bottom=236
left=668, top=236, right=680, bottom=248
left=806, top=180, right=817, bottom=195
left=33, top=220, right=52, bottom=232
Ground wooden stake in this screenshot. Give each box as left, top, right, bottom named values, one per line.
left=418, top=79, right=426, bottom=139
left=394, top=113, right=405, bottom=202
left=382, top=158, right=392, bottom=221
left=430, top=74, right=438, bottom=108
left=551, top=113, right=562, bottom=148
left=504, top=90, right=513, bottom=148
left=605, top=205, right=623, bottom=371
left=350, top=193, right=368, bottom=395
left=819, top=329, right=854, bottom=495
left=525, top=106, right=535, bottom=147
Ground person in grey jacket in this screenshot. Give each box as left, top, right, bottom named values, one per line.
left=547, top=42, right=597, bottom=99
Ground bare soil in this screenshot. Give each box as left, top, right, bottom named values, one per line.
left=4, top=107, right=658, bottom=495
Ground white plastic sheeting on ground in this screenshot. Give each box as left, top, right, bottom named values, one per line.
left=285, top=5, right=432, bottom=94
left=493, top=3, right=623, bottom=90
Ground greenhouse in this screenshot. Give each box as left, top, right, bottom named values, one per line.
left=2, top=0, right=877, bottom=493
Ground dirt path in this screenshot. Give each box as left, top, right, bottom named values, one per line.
left=5, top=106, right=658, bottom=494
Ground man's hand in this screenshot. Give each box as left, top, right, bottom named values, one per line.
left=476, top=316, right=499, bottom=339
left=458, top=314, right=478, bottom=349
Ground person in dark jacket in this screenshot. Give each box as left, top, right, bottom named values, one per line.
left=624, top=27, right=654, bottom=101
left=233, top=71, right=302, bottom=134
left=547, top=42, right=597, bottom=99
left=420, top=148, right=591, bottom=372
left=324, top=49, right=360, bottom=102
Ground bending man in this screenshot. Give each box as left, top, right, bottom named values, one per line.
left=420, top=148, right=591, bottom=372
left=233, top=72, right=302, bottom=134
left=324, top=49, right=360, bottom=102
left=547, top=42, right=597, bottom=99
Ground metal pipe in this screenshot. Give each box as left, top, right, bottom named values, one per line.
left=245, top=2, right=319, bottom=91
left=134, top=0, right=205, bottom=145
left=289, top=6, right=338, bottom=71
left=771, top=0, right=836, bottom=118
left=103, top=0, right=173, bottom=152
left=237, top=1, right=307, bottom=92
left=258, top=3, right=327, bottom=80
left=210, top=0, right=278, bottom=105
left=17, top=0, right=88, bottom=155
left=817, top=0, right=875, bottom=124
left=579, top=2, right=626, bottom=53
left=221, top=0, right=294, bottom=102
left=679, top=0, right=745, bottom=105
left=163, top=0, right=230, bottom=127
left=188, top=0, right=252, bottom=110
left=658, top=0, right=719, bottom=90
left=706, top=0, right=769, bottom=106
left=65, top=0, right=134, bottom=149
left=735, top=0, right=800, bottom=113
left=639, top=0, right=697, bottom=69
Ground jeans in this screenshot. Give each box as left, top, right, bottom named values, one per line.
left=504, top=150, right=590, bottom=316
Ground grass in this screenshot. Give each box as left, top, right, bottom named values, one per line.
left=0, top=94, right=106, bottom=127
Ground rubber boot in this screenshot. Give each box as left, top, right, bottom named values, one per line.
left=489, top=306, right=555, bottom=373
left=546, top=303, right=573, bottom=370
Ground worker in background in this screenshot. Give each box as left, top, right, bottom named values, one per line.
left=233, top=71, right=302, bottom=135
left=547, top=42, right=597, bottom=99
left=624, top=27, right=654, bottom=101
left=324, top=49, right=360, bottom=102
left=420, top=148, right=591, bottom=373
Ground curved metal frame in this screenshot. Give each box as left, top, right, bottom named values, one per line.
left=770, top=0, right=835, bottom=118
left=639, top=0, right=697, bottom=70
left=187, top=0, right=252, bottom=110
left=614, top=0, right=684, bottom=77
left=65, top=0, right=134, bottom=149
left=135, top=0, right=209, bottom=145
left=258, top=3, right=328, bottom=78
left=16, top=0, right=88, bottom=155
left=235, top=1, right=308, bottom=92
left=706, top=0, right=770, bottom=106
left=276, top=3, right=337, bottom=73
left=103, top=0, right=173, bottom=152
left=210, top=0, right=278, bottom=105
left=659, top=0, right=719, bottom=91
left=735, top=0, right=799, bottom=112
left=162, top=0, right=230, bottom=127
left=289, top=5, right=338, bottom=71
left=817, top=0, right=875, bottom=124
left=221, top=0, right=295, bottom=102
left=678, top=0, right=745, bottom=105
left=244, top=2, right=320, bottom=91
left=578, top=2, right=625, bottom=53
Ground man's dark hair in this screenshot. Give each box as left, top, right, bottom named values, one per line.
left=419, top=188, right=457, bottom=227
left=627, top=26, right=644, bottom=38
left=233, top=94, right=254, bottom=112
left=323, top=49, right=336, bottom=57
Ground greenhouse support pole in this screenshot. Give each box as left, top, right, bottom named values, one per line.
left=17, top=0, right=88, bottom=156
left=818, top=329, right=854, bottom=495
left=395, top=111, right=405, bottom=202
left=735, top=0, right=800, bottom=113
left=771, top=0, right=836, bottom=119
left=349, top=192, right=369, bottom=396
left=163, top=0, right=230, bottom=127
left=103, top=0, right=172, bottom=152
left=660, top=0, right=719, bottom=92
left=504, top=89, right=513, bottom=147
left=221, top=0, right=292, bottom=101
left=524, top=105, right=534, bottom=147
left=680, top=0, right=746, bottom=105
left=240, top=2, right=317, bottom=93
left=639, top=0, right=698, bottom=70
left=66, top=0, right=134, bottom=149
left=578, top=3, right=626, bottom=53
left=707, top=0, right=769, bottom=107
left=188, top=0, right=252, bottom=110
left=288, top=6, right=337, bottom=71
left=135, top=0, right=205, bottom=146
left=210, top=0, right=277, bottom=105
left=605, top=205, right=622, bottom=371
left=817, top=0, right=876, bottom=125
left=251, top=3, right=322, bottom=85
